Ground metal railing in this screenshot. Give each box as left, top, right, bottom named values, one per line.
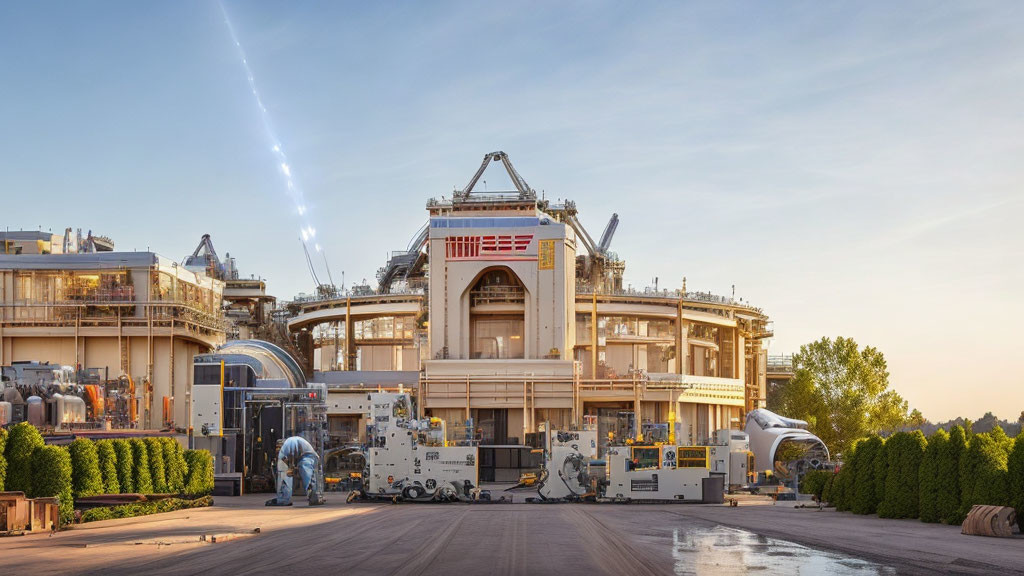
left=767, top=354, right=794, bottom=373
left=469, top=285, right=525, bottom=306
left=575, top=282, right=764, bottom=314
left=0, top=301, right=229, bottom=333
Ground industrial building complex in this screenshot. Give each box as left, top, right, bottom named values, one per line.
left=2, top=152, right=813, bottom=510
left=288, top=152, right=773, bottom=456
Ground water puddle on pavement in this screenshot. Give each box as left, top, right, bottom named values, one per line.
left=671, top=525, right=895, bottom=575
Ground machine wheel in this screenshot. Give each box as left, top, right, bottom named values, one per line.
left=403, top=485, right=427, bottom=500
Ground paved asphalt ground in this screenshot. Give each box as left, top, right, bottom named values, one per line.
left=0, top=494, right=1020, bottom=575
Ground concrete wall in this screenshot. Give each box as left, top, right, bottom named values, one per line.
left=428, top=217, right=576, bottom=364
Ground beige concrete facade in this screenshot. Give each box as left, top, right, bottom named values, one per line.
left=291, top=155, right=772, bottom=447
left=0, top=252, right=226, bottom=429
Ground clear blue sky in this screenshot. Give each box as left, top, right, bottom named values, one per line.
left=1, top=2, right=1021, bottom=421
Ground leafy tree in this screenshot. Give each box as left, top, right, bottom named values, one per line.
left=1008, top=435, right=1024, bottom=526
left=113, top=439, right=135, bottom=493
left=0, top=427, right=7, bottom=491
left=769, top=337, right=908, bottom=458
left=988, top=425, right=1014, bottom=455
left=183, top=449, right=214, bottom=497
left=938, top=426, right=967, bottom=524
left=130, top=439, right=153, bottom=494
left=918, top=428, right=947, bottom=523
left=908, top=409, right=927, bottom=428
left=878, top=431, right=926, bottom=519
left=161, top=439, right=187, bottom=494
left=95, top=440, right=120, bottom=494
left=68, top=438, right=104, bottom=499
left=959, top=432, right=1010, bottom=518
left=852, top=436, right=884, bottom=515
left=145, top=438, right=167, bottom=493
left=4, top=422, right=45, bottom=495
left=31, top=445, right=74, bottom=525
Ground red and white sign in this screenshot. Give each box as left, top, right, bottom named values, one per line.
left=446, top=234, right=534, bottom=260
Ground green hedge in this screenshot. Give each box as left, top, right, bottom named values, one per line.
left=183, top=449, right=214, bottom=497
left=938, top=426, right=967, bottom=524
left=95, top=440, right=121, bottom=494
left=80, top=495, right=213, bottom=523
left=1009, top=435, right=1024, bottom=526
left=69, top=438, right=104, bottom=499
left=162, top=438, right=187, bottom=494
left=0, top=427, right=8, bottom=491
left=918, top=429, right=947, bottom=523
left=959, top=431, right=1010, bottom=518
left=31, top=445, right=73, bottom=525
left=831, top=440, right=859, bottom=511
left=5, top=421, right=45, bottom=495
left=851, top=436, right=884, bottom=515
left=145, top=438, right=168, bottom=493
left=799, top=469, right=832, bottom=500
left=878, top=431, right=926, bottom=519
left=130, top=439, right=153, bottom=494
left=113, top=439, right=135, bottom=493
left=822, top=472, right=835, bottom=505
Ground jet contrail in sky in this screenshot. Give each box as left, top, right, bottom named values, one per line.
left=218, top=1, right=319, bottom=252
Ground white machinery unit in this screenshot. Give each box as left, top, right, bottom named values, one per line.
left=365, top=393, right=478, bottom=501
left=548, top=429, right=598, bottom=460
left=708, top=429, right=754, bottom=489
left=604, top=445, right=709, bottom=501
left=538, top=445, right=589, bottom=500
left=745, top=409, right=830, bottom=488
left=192, top=383, right=223, bottom=438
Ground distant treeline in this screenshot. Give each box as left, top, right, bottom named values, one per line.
left=907, top=412, right=1022, bottom=438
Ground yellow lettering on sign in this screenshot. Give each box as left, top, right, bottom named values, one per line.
left=538, top=239, right=555, bottom=270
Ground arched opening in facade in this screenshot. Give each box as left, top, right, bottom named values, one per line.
left=468, top=267, right=525, bottom=360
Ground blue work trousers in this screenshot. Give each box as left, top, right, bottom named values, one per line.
left=276, top=453, right=319, bottom=505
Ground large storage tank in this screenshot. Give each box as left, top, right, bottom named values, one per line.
left=27, top=396, right=45, bottom=427
left=60, top=396, right=87, bottom=427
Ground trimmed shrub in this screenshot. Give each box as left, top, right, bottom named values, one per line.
left=852, top=436, right=884, bottom=515
left=1008, top=435, right=1024, bottom=527
left=113, top=439, right=135, bottom=493
left=4, top=422, right=45, bottom=495
left=0, top=427, right=8, bottom=491
left=918, top=429, right=948, bottom=523
left=145, top=438, right=168, bottom=493
left=799, top=469, right=831, bottom=501
left=873, top=437, right=889, bottom=507
left=822, top=472, right=835, bottom=505
left=183, top=449, right=214, bottom=497
left=130, top=439, right=153, bottom=494
left=69, top=438, right=104, bottom=499
left=162, top=438, right=187, bottom=494
left=959, top=432, right=1010, bottom=517
left=31, top=445, right=73, bottom=525
left=832, top=441, right=860, bottom=512
left=878, top=431, right=927, bottom=519
left=95, top=440, right=121, bottom=494
left=939, top=426, right=967, bottom=524
left=81, top=495, right=213, bottom=523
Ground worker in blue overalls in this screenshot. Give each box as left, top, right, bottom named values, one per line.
left=265, top=436, right=325, bottom=506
